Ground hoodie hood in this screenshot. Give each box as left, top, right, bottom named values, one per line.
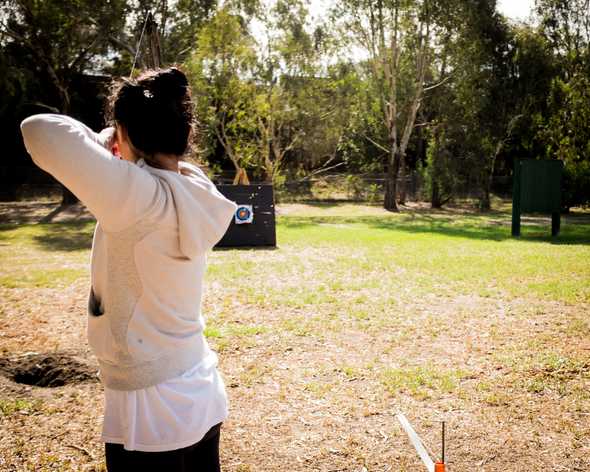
left=138, top=159, right=237, bottom=259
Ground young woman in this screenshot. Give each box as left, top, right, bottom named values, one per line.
left=20, top=67, right=237, bottom=471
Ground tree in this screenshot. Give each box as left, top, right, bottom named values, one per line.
left=252, top=0, right=311, bottom=183
left=294, top=63, right=362, bottom=175
left=447, top=0, right=523, bottom=210
left=0, top=0, right=128, bottom=113
left=254, top=86, right=302, bottom=183
left=188, top=7, right=259, bottom=183
left=416, top=0, right=465, bottom=208
left=333, top=0, right=457, bottom=211
left=110, top=0, right=217, bottom=73
left=535, top=0, right=589, bottom=76
left=0, top=0, right=129, bottom=202
left=535, top=0, right=590, bottom=209
left=501, top=25, right=556, bottom=164
left=538, top=70, right=590, bottom=209
left=252, top=0, right=354, bottom=183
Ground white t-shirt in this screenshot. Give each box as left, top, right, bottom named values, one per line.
left=101, top=352, right=228, bottom=452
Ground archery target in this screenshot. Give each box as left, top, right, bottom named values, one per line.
left=235, top=205, right=254, bottom=224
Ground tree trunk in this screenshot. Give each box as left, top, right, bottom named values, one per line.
left=431, top=178, right=442, bottom=208
left=480, top=142, right=501, bottom=211
left=233, top=167, right=250, bottom=185
left=479, top=188, right=491, bottom=211
left=398, top=155, right=406, bottom=205
left=384, top=149, right=400, bottom=212
left=479, top=165, right=491, bottom=211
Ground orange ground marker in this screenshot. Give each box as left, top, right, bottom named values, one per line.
left=396, top=413, right=447, bottom=472
left=435, top=461, right=446, bottom=472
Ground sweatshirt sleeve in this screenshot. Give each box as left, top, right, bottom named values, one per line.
left=21, top=114, right=159, bottom=232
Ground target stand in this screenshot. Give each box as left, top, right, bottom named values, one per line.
left=215, top=184, right=276, bottom=248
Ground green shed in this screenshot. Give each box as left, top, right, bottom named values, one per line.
left=512, top=159, right=563, bottom=237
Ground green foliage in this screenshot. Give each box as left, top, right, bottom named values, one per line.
left=421, top=127, right=460, bottom=207
left=533, top=0, right=590, bottom=208
left=345, top=174, right=365, bottom=200
left=366, top=183, right=382, bottom=203
left=2, top=0, right=589, bottom=202
left=449, top=2, right=520, bottom=210
left=161, top=0, right=218, bottom=64
left=187, top=7, right=259, bottom=175
left=332, top=0, right=441, bottom=210
left=539, top=73, right=590, bottom=208
left=0, top=398, right=43, bottom=416
left=338, top=64, right=388, bottom=174
left=0, top=0, right=128, bottom=111
left=252, top=0, right=357, bottom=183
left=187, top=1, right=356, bottom=183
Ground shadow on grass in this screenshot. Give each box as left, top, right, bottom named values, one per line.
left=34, top=222, right=95, bottom=251
left=0, top=221, right=95, bottom=252
left=213, top=246, right=278, bottom=251
left=279, top=212, right=590, bottom=245
left=286, top=200, right=371, bottom=207
left=2, top=209, right=588, bottom=250
left=34, top=231, right=93, bottom=251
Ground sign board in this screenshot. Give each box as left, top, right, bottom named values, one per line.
left=512, top=159, right=563, bottom=237
left=216, top=184, right=276, bottom=247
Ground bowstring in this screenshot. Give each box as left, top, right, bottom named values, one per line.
left=129, top=12, right=150, bottom=79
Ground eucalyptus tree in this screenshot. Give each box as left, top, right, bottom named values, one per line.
left=248, top=0, right=355, bottom=184
left=535, top=0, right=589, bottom=75
left=503, top=25, right=555, bottom=161
left=535, top=0, right=590, bottom=208
left=332, top=0, right=458, bottom=211
left=405, top=1, right=540, bottom=210
left=442, top=0, right=525, bottom=210
left=110, top=0, right=217, bottom=72
left=415, top=0, right=467, bottom=207
left=188, top=7, right=259, bottom=183
left=253, top=0, right=313, bottom=183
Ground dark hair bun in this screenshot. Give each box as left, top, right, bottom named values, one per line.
left=151, top=67, right=189, bottom=99
left=108, top=67, right=193, bottom=158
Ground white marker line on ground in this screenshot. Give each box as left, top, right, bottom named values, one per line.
left=396, top=412, right=435, bottom=472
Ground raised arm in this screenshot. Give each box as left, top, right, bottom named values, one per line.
left=21, top=114, right=159, bottom=232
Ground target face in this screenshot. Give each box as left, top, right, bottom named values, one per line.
left=235, top=205, right=254, bottom=224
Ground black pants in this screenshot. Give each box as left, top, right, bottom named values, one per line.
left=105, top=423, right=221, bottom=472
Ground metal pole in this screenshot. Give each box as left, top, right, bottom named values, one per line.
left=441, top=421, right=445, bottom=464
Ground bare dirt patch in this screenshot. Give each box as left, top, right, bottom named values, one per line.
left=0, top=352, right=98, bottom=388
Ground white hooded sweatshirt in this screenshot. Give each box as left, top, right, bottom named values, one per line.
left=21, top=114, right=237, bottom=449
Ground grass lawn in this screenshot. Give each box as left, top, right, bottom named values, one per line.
left=0, top=201, right=589, bottom=471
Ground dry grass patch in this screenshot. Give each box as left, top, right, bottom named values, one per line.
left=0, top=201, right=589, bottom=471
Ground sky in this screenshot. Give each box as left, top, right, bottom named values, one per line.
left=497, top=0, right=536, bottom=21
left=307, top=0, right=537, bottom=23
left=251, top=0, right=538, bottom=62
